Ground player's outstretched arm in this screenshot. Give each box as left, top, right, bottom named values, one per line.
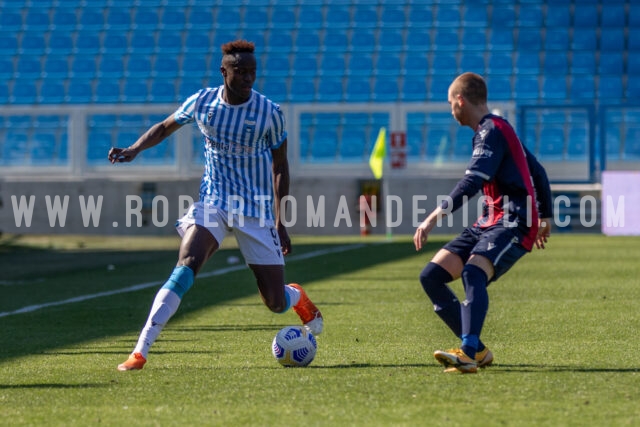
left=108, top=114, right=183, bottom=164
left=535, top=217, right=552, bottom=250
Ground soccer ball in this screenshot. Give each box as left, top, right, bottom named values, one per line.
left=271, top=325, right=317, bottom=367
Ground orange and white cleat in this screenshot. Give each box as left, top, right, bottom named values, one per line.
left=289, top=283, right=323, bottom=336
left=117, top=352, right=147, bottom=371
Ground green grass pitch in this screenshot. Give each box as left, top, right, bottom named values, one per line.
left=0, top=233, right=639, bottom=426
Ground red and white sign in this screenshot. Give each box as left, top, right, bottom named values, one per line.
left=390, top=131, right=406, bottom=169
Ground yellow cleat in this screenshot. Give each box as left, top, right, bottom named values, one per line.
left=475, top=347, right=494, bottom=368
left=434, top=349, right=478, bottom=374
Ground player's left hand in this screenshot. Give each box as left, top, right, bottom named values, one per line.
left=277, top=225, right=292, bottom=256
left=535, top=218, right=552, bottom=249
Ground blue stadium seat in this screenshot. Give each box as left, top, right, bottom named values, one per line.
left=372, top=78, right=399, bottom=102
left=71, top=56, right=97, bottom=78
left=87, top=131, right=113, bottom=163
left=243, top=7, right=268, bottom=28
left=260, top=77, right=289, bottom=103
left=426, top=128, right=451, bottom=160
left=143, top=80, right=172, bottom=103
left=11, top=82, right=38, bottom=104
left=94, top=80, right=119, bottom=103
left=544, top=29, right=569, bottom=51
left=240, top=29, right=266, bottom=48
left=186, top=8, right=214, bottom=30
left=0, top=58, right=14, bottom=79
left=454, top=127, right=474, bottom=158
left=517, top=5, right=543, bottom=27
left=107, top=9, right=133, bottom=30
left=156, top=31, right=184, bottom=54
left=98, top=57, right=124, bottom=77
left=571, top=29, right=597, bottom=50
left=542, top=76, right=568, bottom=100
left=380, top=5, right=407, bottom=28
left=401, top=76, right=427, bottom=102
left=463, top=5, right=488, bottom=27
left=295, top=30, right=321, bottom=53
left=514, top=76, right=539, bottom=101
left=352, top=5, right=378, bottom=29
left=0, top=11, right=23, bottom=31
left=375, top=52, right=402, bottom=76
left=16, top=57, right=42, bottom=79
left=266, top=30, right=293, bottom=52
left=623, top=127, right=640, bottom=159
left=406, top=125, right=424, bottom=157
left=160, top=7, right=186, bottom=30
left=600, top=28, right=625, bottom=51
left=316, top=77, right=343, bottom=102
left=318, top=54, right=344, bottom=77
left=311, top=129, right=339, bottom=160
left=25, top=10, right=51, bottom=30
left=432, top=29, right=459, bottom=51
left=297, top=5, right=323, bottom=29
left=340, top=128, right=367, bottom=159
left=323, top=29, right=348, bottom=52
left=491, top=6, right=515, bottom=27
left=429, top=76, right=451, bottom=101
left=127, top=56, right=152, bottom=77
left=517, top=28, right=542, bottom=51
left=406, top=4, right=433, bottom=27
left=48, top=33, right=74, bottom=54
left=570, top=75, right=595, bottom=100
left=489, top=29, right=514, bottom=50
left=344, top=77, right=372, bottom=102
left=78, top=8, right=105, bottom=30
left=538, top=127, right=565, bottom=159
left=405, top=27, right=431, bottom=51
left=598, top=76, right=623, bottom=100
left=129, top=31, right=156, bottom=54
left=630, top=6, right=640, bottom=27
left=349, top=53, right=374, bottom=77
left=213, top=29, right=239, bottom=51
left=435, top=5, right=460, bottom=27
left=628, top=29, right=640, bottom=51
left=487, top=52, right=513, bottom=75
left=74, top=31, right=100, bottom=54
left=598, top=52, right=624, bottom=75
left=571, top=52, right=596, bottom=75
left=269, top=6, right=296, bottom=29
left=132, top=8, right=159, bottom=30
left=151, top=56, right=178, bottom=79
left=628, top=55, right=640, bottom=76
left=184, top=32, right=211, bottom=53
left=459, top=52, right=485, bottom=74
left=51, top=7, right=78, bottom=32
left=515, top=52, right=540, bottom=75
left=39, top=82, right=67, bottom=104
left=178, top=79, right=203, bottom=100
left=288, top=77, right=315, bottom=103
left=263, top=53, right=290, bottom=77
left=68, top=80, right=95, bottom=103
left=120, top=78, right=149, bottom=103
left=215, top=5, right=242, bottom=29
left=20, top=34, right=47, bottom=54
left=625, top=79, right=640, bottom=99
left=323, top=5, right=351, bottom=29
left=181, top=56, right=209, bottom=78
left=3, top=131, right=29, bottom=164
left=378, top=28, right=405, bottom=50
left=544, top=5, right=570, bottom=27
left=404, top=53, right=429, bottom=75
left=573, top=5, right=598, bottom=27
left=30, top=132, right=59, bottom=163
left=431, top=54, right=458, bottom=76
left=486, top=76, right=512, bottom=100
left=567, top=127, right=588, bottom=158
left=600, top=4, right=637, bottom=28
left=460, top=28, right=487, bottom=51
left=543, top=52, right=568, bottom=75
left=102, top=33, right=129, bottom=54
left=350, top=29, right=377, bottom=52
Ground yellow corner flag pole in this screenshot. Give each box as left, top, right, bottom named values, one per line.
left=369, top=127, right=386, bottom=180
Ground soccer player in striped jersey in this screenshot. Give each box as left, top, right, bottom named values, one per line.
left=413, top=72, right=553, bottom=374
left=109, top=40, right=322, bottom=371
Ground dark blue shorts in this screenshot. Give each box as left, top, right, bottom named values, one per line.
left=442, top=224, right=529, bottom=282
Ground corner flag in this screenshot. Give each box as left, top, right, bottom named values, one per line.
left=369, top=127, right=386, bottom=179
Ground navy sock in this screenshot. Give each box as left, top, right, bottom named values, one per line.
left=460, top=264, right=489, bottom=359
left=419, top=262, right=461, bottom=337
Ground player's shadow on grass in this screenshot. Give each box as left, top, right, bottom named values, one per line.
left=0, top=238, right=440, bottom=363
left=0, top=383, right=107, bottom=389
left=492, top=364, right=640, bottom=373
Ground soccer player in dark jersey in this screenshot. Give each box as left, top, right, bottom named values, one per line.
left=413, top=72, right=553, bottom=374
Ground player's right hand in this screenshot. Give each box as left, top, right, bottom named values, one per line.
left=108, top=147, right=138, bottom=164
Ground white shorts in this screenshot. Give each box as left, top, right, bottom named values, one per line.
left=176, top=201, right=284, bottom=266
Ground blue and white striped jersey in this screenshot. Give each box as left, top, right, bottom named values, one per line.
left=174, top=86, right=287, bottom=219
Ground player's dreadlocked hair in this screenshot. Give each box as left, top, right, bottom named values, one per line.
left=221, top=40, right=255, bottom=55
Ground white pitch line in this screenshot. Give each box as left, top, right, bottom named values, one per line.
left=0, top=243, right=365, bottom=319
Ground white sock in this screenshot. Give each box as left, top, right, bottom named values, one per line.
left=285, top=284, right=301, bottom=308
left=133, top=288, right=181, bottom=358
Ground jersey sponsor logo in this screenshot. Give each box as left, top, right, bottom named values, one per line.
left=472, top=146, right=494, bottom=158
